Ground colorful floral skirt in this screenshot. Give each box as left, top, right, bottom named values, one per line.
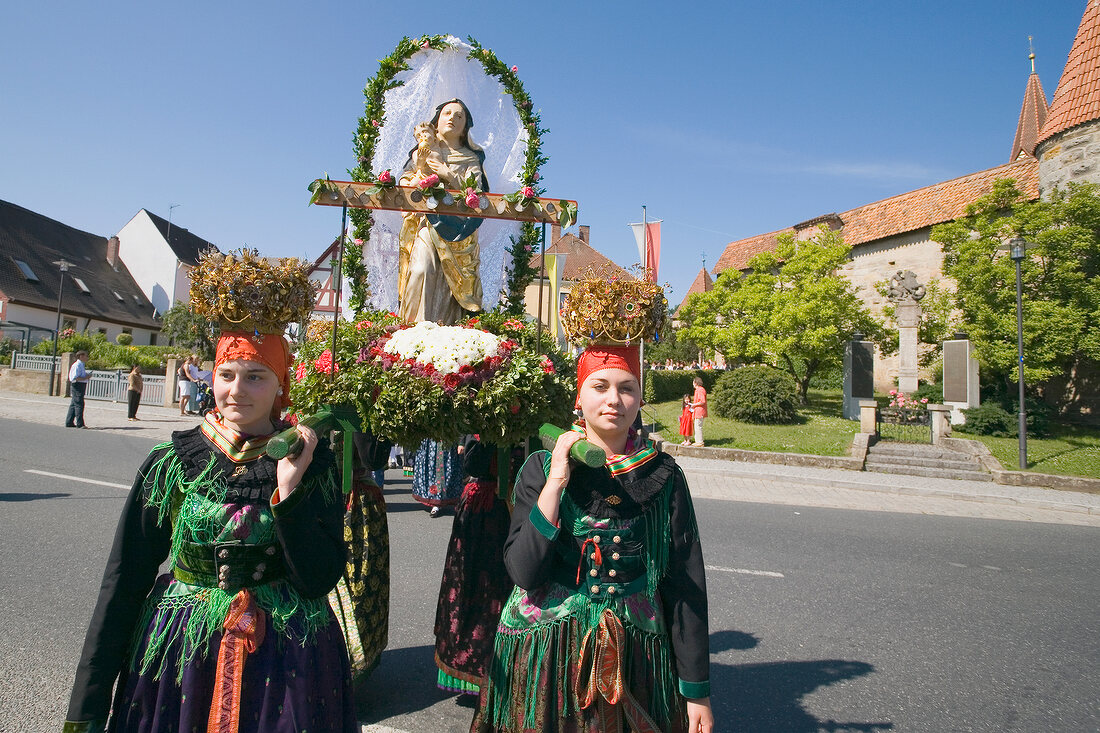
left=106, top=576, right=356, bottom=733
left=330, top=474, right=390, bottom=684
left=433, top=480, right=513, bottom=694
left=471, top=583, right=688, bottom=733
left=411, top=439, right=464, bottom=507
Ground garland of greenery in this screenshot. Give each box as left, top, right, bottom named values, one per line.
left=344, top=34, right=549, bottom=316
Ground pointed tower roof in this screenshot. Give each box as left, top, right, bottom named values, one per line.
left=1036, top=0, right=1100, bottom=147
left=1010, top=54, right=1049, bottom=160
left=675, top=268, right=713, bottom=315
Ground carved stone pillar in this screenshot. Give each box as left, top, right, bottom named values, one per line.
left=895, top=301, right=921, bottom=394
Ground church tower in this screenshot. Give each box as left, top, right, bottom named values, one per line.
left=1010, top=41, right=1048, bottom=161
left=1035, top=0, right=1100, bottom=196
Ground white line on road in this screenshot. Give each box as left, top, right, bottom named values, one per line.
left=25, top=469, right=129, bottom=490
left=705, top=564, right=784, bottom=578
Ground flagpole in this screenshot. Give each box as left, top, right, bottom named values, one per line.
left=639, top=205, right=646, bottom=413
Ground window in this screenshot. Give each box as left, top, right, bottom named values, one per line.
left=112, top=290, right=125, bottom=302
left=97, top=328, right=107, bottom=336
left=122, top=328, right=132, bottom=335
left=72, top=277, right=91, bottom=294
left=13, top=259, right=38, bottom=282
left=149, top=332, right=157, bottom=346
left=132, top=294, right=142, bottom=304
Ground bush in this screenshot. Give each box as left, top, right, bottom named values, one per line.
left=911, top=382, right=943, bottom=404
left=712, top=365, right=800, bottom=424
left=958, top=401, right=1016, bottom=436
left=116, top=332, right=133, bottom=346
left=644, top=369, right=721, bottom=403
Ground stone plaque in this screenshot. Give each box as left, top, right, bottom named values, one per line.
left=851, top=341, right=874, bottom=398
left=943, top=341, right=968, bottom=403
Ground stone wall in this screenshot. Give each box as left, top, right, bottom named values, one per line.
left=1037, top=120, right=1100, bottom=198
left=0, top=367, right=53, bottom=394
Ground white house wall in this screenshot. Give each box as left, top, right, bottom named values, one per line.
left=2, top=302, right=159, bottom=347
left=116, top=210, right=184, bottom=316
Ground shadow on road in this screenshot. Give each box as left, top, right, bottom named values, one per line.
left=0, top=492, right=71, bottom=502
left=714, top=658, right=893, bottom=731
left=355, top=643, right=454, bottom=721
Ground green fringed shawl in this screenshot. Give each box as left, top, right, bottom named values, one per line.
left=130, top=442, right=340, bottom=683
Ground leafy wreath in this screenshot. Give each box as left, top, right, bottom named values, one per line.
left=344, top=35, right=547, bottom=316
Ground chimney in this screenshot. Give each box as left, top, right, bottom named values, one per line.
left=106, top=236, right=120, bottom=268
left=551, top=223, right=561, bottom=243
left=578, top=225, right=590, bottom=243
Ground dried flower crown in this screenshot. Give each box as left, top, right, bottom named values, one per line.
left=560, top=265, right=668, bottom=346
left=189, top=248, right=317, bottom=334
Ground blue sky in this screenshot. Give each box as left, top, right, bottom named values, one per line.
left=0, top=1, right=1086, bottom=307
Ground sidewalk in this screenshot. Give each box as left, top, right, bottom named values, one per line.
left=3, top=389, right=1097, bottom=527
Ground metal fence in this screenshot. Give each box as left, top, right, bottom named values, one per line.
left=8, top=354, right=166, bottom=405
left=86, top=370, right=166, bottom=405
left=877, top=406, right=932, bottom=443
left=11, top=353, right=60, bottom=372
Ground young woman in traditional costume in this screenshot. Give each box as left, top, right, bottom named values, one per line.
left=471, top=278, right=715, bottom=733
left=433, top=437, right=516, bottom=697
left=63, top=252, right=355, bottom=733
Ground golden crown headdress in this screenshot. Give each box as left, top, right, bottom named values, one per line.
left=189, top=248, right=317, bottom=334
left=560, top=265, right=668, bottom=346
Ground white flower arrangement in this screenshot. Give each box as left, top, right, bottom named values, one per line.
left=382, top=321, right=504, bottom=375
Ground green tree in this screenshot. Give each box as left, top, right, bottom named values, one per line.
left=680, top=227, right=883, bottom=404
left=647, top=311, right=702, bottom=366
left=932, top=180, right=1100, bottom=390
left=159, top=302, right=220, bottom=360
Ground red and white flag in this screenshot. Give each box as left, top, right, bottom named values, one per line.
left=629, top=220, right=662, bottom=282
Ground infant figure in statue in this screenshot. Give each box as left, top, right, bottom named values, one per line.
left=411, top=122, right=446, bottom=180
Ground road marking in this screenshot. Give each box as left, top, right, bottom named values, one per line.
left=25, top=469, right=129, bottom=489
left=361, top=726, right=413, bottom=733
left=706, top=564, right=784, bottom=578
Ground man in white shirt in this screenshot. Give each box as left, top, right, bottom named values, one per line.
left=65, top=350, right=91, bottom=428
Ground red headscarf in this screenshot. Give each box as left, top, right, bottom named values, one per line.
left=215, top=331, right=293, bottom=411
left=575, top=344, right=641, bottom=407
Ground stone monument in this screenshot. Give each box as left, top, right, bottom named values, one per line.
left=942, top=333, right=980, bottom=424
left=887, top=269, right=925, bottom=394
left=843, top=333, right=875, bottom=420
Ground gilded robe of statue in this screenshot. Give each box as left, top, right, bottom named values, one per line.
left=398, top=142, right=486, bottom=325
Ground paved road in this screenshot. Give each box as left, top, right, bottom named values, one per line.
left=2, top=420, right=1098, bottom=732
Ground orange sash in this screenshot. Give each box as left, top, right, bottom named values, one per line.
left=207, top=590, right=266, bottom=733
left=576, top=608, right=663, bottom=733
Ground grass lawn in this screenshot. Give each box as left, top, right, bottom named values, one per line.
left=956, top=424, right=1100, bottom=479
left=644, top=389, right=859, bottom=457
left=644, top=388, right=1100, bottom=479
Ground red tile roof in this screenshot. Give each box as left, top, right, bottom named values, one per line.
left=1037, top=0, right=1100, bottom=146
left=1011, top=71, right=1049, bottom=159
left=529, top=233, right=629, bottom=280
left=714, top=158, right=1039, bottom=273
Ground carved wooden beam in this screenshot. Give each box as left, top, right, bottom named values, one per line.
left=311, top=180, right=577, bottom=225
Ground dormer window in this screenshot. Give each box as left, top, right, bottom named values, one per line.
left=14, top=259, right=38, bottom=282
left=113, top=290, right=125, bottom=302
left=72, top=277, right=91, bottom=294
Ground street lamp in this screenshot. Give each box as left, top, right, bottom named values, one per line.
left=1006, top=236, right=1028, bottom=470
left=47, top=259, right=72, bottom=397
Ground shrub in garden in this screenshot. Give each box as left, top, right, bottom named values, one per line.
left=644, top=369, right=720, bottom=403
left=712, top=365, right=799, bottom=424
left=115, top=332, right=133, bottom=346
left=911, top=382, right=942, bottom=405
left=958, top=401, right=1015, bottom=436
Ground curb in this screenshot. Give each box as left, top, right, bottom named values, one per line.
left=677, top=463, right=1098, bottom=515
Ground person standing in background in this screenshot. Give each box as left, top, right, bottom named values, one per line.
left=691, top=376, right=707, bottom=447
left=126, top=364, right=143, bottom=421
left=65, top=350, right=91, bottom=428
left=176, top=357, right=192, bottom=415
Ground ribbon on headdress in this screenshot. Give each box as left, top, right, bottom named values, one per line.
left=215, top=331, right=292, bottom=410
